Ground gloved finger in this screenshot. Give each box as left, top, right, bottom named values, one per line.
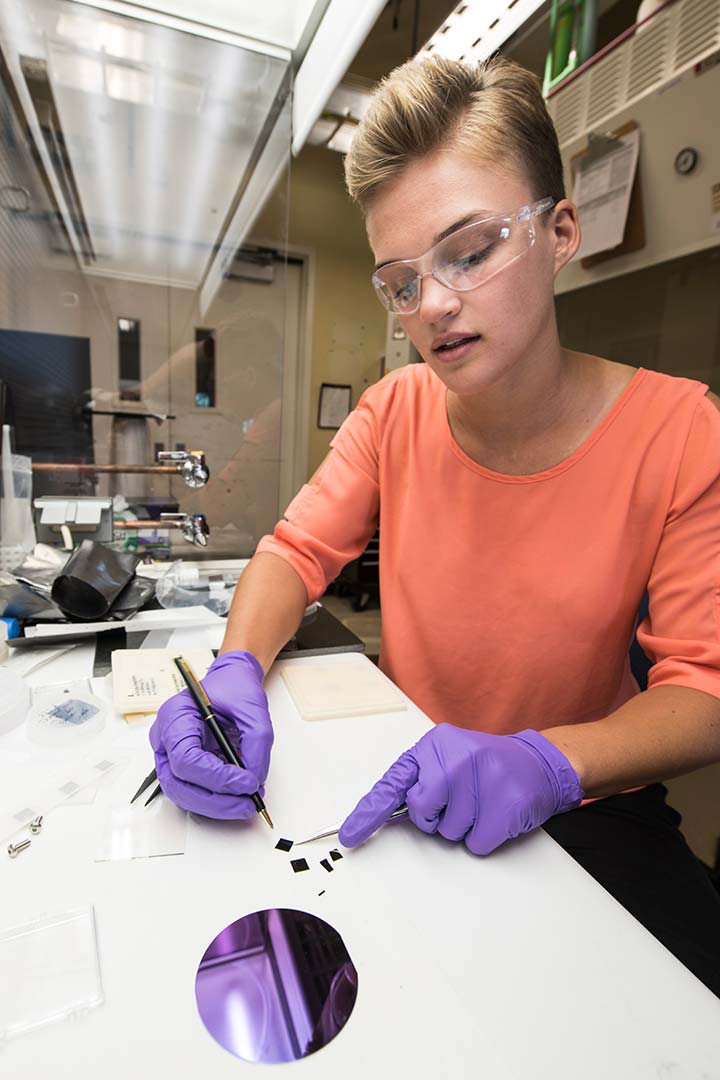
left=157, top=702, right=262, bottom=795
left=465, top=806, right=516, bottom=856
left=228, top=715, right=274, bottom=785
left=339, top=751, right=419, bottom=848
left=406, top=781, right=440, bottom=835
left=464, top=820, right=508, bottom=856
left=200, top=719, right=265, bottom=799
left=149, top=690, right=194, bottom=753
left=156, top=759, right=258, bottom=820
left=466, top=798, right=540, bottom=856
left=171, top=742, right=262, bottom=796
left=405, top=743, right=450, bottom=835
left=436, top=776, right=476, bottom=842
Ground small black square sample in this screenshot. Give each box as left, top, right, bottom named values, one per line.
left=329, top=849, right=343, bottom=861
left=320, top=858, right=334, bottom=873
left=291, top=858, right=309, bottom=873
left=275, top=838, right=293, bottom=852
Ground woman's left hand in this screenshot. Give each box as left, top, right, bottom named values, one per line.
left=338, top=724, right=584, bottom=855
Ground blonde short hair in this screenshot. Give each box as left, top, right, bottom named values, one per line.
left=344, top=55, right=565, bottom=211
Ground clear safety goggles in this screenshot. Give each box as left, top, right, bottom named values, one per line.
left=371, top=197, right=555, bottom=315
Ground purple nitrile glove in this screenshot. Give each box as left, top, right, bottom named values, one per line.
left=338, top=723, right=584, bottom=855
left=149, top=650, right=273, bottom=819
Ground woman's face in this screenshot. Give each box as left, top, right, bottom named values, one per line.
left=366, top=149, right=579, bottom=397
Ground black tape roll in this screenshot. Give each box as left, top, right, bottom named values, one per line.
left=51, top=540, right=140, bottom=621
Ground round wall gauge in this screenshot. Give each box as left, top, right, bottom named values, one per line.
left=674, top=147, right=699, bottom=175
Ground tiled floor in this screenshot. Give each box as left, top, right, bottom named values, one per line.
left=321, top=593, right=719, bottom=867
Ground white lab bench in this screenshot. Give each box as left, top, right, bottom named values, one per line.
left=1, top=629, right=719, bottom=1079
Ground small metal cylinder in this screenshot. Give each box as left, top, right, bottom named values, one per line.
left=7, top=839, right=31, bottom=858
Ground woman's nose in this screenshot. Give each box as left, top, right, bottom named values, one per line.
left=418, top=272, right=461, bottom=323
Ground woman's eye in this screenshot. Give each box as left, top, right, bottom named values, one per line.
left=451, top=246, right=492, bottom=272
left=394, top=281, right=416, bottom=302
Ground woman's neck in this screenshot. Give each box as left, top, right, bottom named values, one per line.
left=447, top=345, right=586, bottom=454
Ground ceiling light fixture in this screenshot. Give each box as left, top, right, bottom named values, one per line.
left=326, top=121, right=358, bottom=154
left=421, top=0, right=547, bottom=63
left=106, top=62, right=154, bottom=106
left=56, top=14, right=146, bottom=64
left=307, top=78, right=372, bottom=154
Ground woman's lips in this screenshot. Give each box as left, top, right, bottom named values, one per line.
left=432, top=335, right=481, bottom=364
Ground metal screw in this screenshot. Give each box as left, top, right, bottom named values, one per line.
left=29, top=815, right=43, bottom=834
left=7, top=839, right=31, bottom=858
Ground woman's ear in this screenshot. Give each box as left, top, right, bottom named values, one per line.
left=550, top=199, right=581, bottom=275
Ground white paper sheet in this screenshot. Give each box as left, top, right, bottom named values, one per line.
left=573, top=129, right=640, bottom=260
left=111, top=647, right=215, bottom=713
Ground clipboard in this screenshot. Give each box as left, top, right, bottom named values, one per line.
left=570, top=120, right=645, bottom=268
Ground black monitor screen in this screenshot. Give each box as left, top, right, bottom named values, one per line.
left=0, top=327, right=94, bottom=460
left=0, top=328, right=94, bottom=494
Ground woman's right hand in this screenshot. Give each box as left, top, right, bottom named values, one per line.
left=149, top=650, right=274, bottom=818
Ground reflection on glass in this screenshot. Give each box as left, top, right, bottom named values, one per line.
left=0, top=0, right=291, bottom=559
left=117, top=318, right=141, bottom=401
left=194, top=328, right=215, bottom=408
left=194, top=314, right=283, bottom=544
left=195, top=909, right=358, bottom=1064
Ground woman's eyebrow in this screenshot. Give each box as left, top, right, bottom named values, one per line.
left=374, top=210, right=492, bottom=271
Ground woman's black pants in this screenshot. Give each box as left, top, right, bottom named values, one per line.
left=543, top=783, right=720, bottom=998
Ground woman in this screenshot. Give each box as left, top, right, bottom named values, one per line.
left=151, top=57, right=720, bottom=995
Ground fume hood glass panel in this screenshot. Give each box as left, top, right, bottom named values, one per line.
left=7, top=0, right=288, bottom=286
left=0, top=0, right=292, bottom=561
left=103, top=0, right=324, bottom=52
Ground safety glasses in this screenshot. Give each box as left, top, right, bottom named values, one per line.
left=371, top=197, right=555, bottom=315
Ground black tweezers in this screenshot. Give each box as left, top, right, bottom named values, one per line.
left=130, top=768, right=162, bottom=807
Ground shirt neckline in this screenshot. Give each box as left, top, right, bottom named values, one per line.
left=443, top=367, right=649, bottom=484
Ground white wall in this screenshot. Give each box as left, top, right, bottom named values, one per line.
left=556, top=61, right=720, bottom=295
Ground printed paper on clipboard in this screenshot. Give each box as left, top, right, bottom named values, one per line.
left=572, top=129, right=640, bottom=260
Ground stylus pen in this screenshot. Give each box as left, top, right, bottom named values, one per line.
left=173, top=656, right=274, bottom=830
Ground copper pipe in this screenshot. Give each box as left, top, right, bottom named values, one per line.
left=32, top=463, right=179, bottom=474
left=114, top=520, right=181, bottom=529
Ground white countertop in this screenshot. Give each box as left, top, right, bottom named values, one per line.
left=1, top=633, right=719, bottom=1078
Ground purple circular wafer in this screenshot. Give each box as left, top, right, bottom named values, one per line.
left=195, top=908, right=358, bottom=1064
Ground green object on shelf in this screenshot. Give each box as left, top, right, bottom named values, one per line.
left=543, top=0, right=597, bottom=96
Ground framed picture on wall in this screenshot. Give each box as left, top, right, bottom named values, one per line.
left=317, top=383, right=352, bottom=429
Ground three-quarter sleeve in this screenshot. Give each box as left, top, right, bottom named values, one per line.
left=636, top=393, right=720, bottom=698
left=255, top=389, right=382, bottom=603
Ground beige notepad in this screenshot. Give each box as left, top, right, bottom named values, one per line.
left=111, top=648, right=215, bottom=716
left=281, top=661, right=407, bottom=720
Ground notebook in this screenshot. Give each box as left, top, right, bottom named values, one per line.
left=111, top=647, right=214, bottom=718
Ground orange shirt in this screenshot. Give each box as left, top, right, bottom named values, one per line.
left=257, top=364, right=720, bottom=739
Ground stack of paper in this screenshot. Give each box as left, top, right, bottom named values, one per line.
left=111, top=648, right=214, bottom=722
